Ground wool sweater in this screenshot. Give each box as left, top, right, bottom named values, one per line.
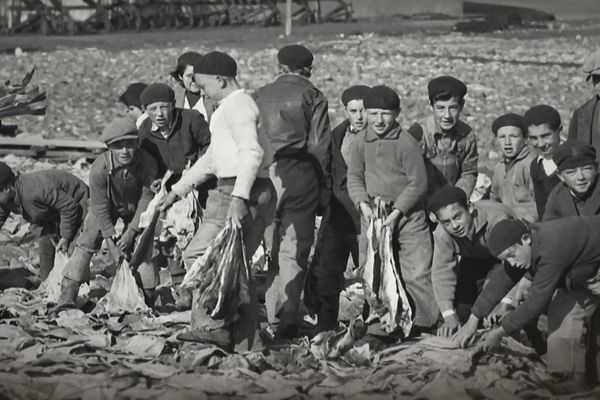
left=0, top=170, right=89, bottom=241
left=491, top=146, right=538, bottom=223
left=89, top=149, right=157, bottom=238
left=347, top=123, right=427, bottom=214
left=431, top=200, right=515, bottom=313
left=472, top=215, right=600, bottom=334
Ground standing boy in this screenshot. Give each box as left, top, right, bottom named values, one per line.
left=347, top=85, right=439, bottom=331
left=490, top=113, right=537, bottom=223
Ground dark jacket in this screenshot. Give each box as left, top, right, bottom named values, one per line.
left=472, top=215, right=600, bottom=334
left=0, top=170, right=89, bottom=241
left=347, top=122, right=427, bottom=214
left=568, top=96, right=600, bottom=157
left=89, top=149, right=157, bottom=238
left=544, top=178, right=600, bottom=221
left=328, top=120, right=361, bottom=234
left=253, top=74, right=331, bottom=180
left=138, top=108, right=211, bottom=177
left=530, top=157, right=560, bottom=219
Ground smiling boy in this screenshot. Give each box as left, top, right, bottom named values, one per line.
left=490, top=113, right=537, bottom=222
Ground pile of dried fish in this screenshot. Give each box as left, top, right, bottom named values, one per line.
left=361, top=198, right=413, bottom=337
left=181, top=220, right=250, bottom=322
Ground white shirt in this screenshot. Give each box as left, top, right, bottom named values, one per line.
left=184, top=94, right=208, bottom=121
left=537, top=155, right=557, bottom=176
left=135, top=113, right=149, bottom=129
left=172, top=89, right=268, bottom=200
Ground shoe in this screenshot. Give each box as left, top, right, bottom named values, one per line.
left=177, top=328, right=232, bottom=350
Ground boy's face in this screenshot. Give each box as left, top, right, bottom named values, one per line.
left=435, top=202, right=474, bottom=238
left=109, top=139, right=137, bottom=166
left=193, top=73, right=222, bottom=100
left=0, top=186, right=11, bottom=206
left=527, top=123, right=561, bottom=157
left=146, top=101, right=173, bottom=129
left=558, top=163, right=598, bottom=195
left=182, top=65, right=201, bottom=94
left=432, top=97, right=462, bottom=132
left=367, top=108, right=399, bottom=136
left=344, top=99, right=366, bottom=132
left=126, top=105, right=143, bottom=120
left=496, top=126, right=526, bottom=159
left=498, top=238, right=532, bottom=270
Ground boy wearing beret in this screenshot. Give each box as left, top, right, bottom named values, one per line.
left=0, top=162, right=89, bottom=281
left=57, top=118, right=158, bottom=310
left=254, top=44, right=332, bottom=339
left=544, top=140, right=600, bottom=220
left=348, top=85, right=439, bottom=332
left=160, top=51, right=276, bottom=350
left=310, top=85, right=368, bottom=333
left=454, top=216, right=600, bottom=392
left=525, top=105, right=562, bottom=218
left=490, top=113, right=538, bottom=223
left=568, top=48, right=600, bottom=156
left=119, top=82, right=148, bottom=129
left=428, top=186, right=516, bottom=337
left=416, top=75, right=478, bottom=197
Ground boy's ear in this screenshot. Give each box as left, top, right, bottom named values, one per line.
left=428, top=212, right=438, bottom=223
left=521, top=233, right=531, bottom=246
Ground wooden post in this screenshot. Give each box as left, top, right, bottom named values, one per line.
left=285, top=0, right=291, bottom=36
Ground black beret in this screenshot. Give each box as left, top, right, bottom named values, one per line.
left=523, top=105, right=561, bottom=130
left=193, top=51, right=237, bottom=76
left=278, top=44, right=313, bottom=69
left=428, top=185, right=467, bottom=213
left=363, top=85, right=400, bottom=110
left=139, top=83, right=175, bottom=107
left=553, top=140, right=597, bottom=171
left=341, top=85, right=370, bottom=106
left=492, top=113, right=524, bottom=135
left=427, top=76, right=467, bottom=101
left=176, top=51, right=202, bottom=68
left=488, top=219, right=528, bottom=258
left=0, top=162, right=15, bottom=186
left=119, top=82, right=147, bottom=108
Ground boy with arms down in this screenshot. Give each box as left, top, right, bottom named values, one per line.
left=428, top=186, right=516, bottom=337
left=0, top=163, right=88, bottom=281
left=57, top=118, right=158, bottom=309
left=490, top=113, right=537, bottom=223
left=347, top=85, right=438, bottom=331
left=454, top=217, right=600, bottom=392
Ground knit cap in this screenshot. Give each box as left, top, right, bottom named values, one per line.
left=427, top=76, right=467, bottom=102
left=119, top=82, right=147, bottom=109
left=193, top=51, right=237, bottom=76
left=278, top=44, right=313, bottom=68
left=140, top=83, right=175, bottom=107
left=492, top=113, right=524, bottom=135
left=363, top=85, right=400, bottom=110
left=341, top=85, right=370, bottom=106
left=488, top=219, right=529, bottom=258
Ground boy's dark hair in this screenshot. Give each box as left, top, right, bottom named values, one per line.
left=279, top=64, right=312, bottom=78
left=428, top=185, right=468, bottom=214
left=0, top=162, right=15, bottom=187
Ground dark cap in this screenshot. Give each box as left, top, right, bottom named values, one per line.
left=193, top=51, right=237, bottom=77
left=278, top=44, right=314, bottom=69
left=523, top=105, right=561, bottom=131
left=119, top=82, right=147, bottom=109
left=139, top=83, right=175, bottom=107
left=427, top=76, right=467, bottom=102
left=427, top=185, right=467, bottom=213
left=488, top=219, right=529, bottom=258
left=492, top=113, right=524, bottom=135
left=363, top=85, right=400, bottom=110
left=0, top=162, right=15, bottom=186
left=553, top=140, right=597, bottom=171
left=341, top=85, right=370, bottom=106
left=176, top=51, right=202, bottom=68
left=100, top=118, right=139, bottom=145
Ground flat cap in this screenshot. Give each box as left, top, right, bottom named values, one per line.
left=523, top=105, right=561, bottom=130
left=193, top=51, right=237, bottom=76
left=488, top=219, right=528, bottom=258
left=427, top=76, right=467, bottom=101
left=140, top=83, right=175, bottom=107
left=119, top=82, right=147, bottom=109
left=492, top=113, right=524, bottom=135
left=363, top=85, right=400, bottom=110
left=583, top=48, right=600, bottom=80
left=553, top=140, right=597, bottom=171
left=341, top=85, right=370, bottom=105
left=176, top=51, right=202, bottom=68
left=427, top=185, right=467, bottom=213
left=100, top=118, right=139, bottom=145
left=0, top=162, right=15, bottom=186
left=278, top=44, right=313, bottom=69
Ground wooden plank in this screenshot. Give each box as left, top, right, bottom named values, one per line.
left=0, top=137, right=106, bottom=160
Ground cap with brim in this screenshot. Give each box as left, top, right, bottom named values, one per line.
left=101, top=118, right=139, bottom=145
left=553, top=140, right=597, bottom=171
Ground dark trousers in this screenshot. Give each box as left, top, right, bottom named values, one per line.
left=454, top=257, right=500, bottom=323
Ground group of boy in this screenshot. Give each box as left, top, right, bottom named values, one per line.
left=1, top=44, right=600, bottom=388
